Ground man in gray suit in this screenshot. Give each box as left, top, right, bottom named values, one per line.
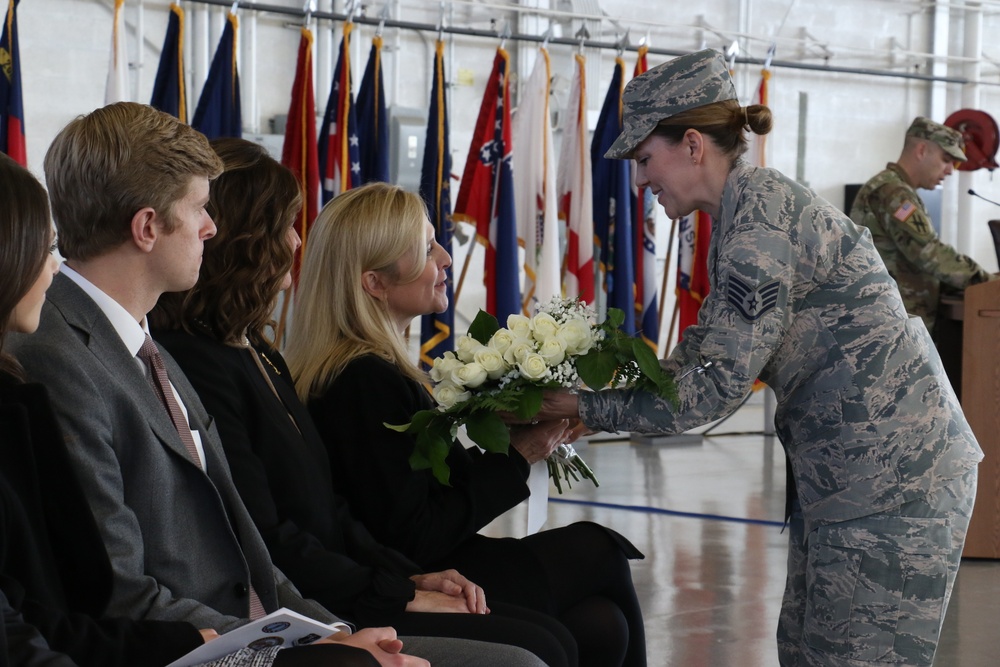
left=11, top=102, right=541, bottom=667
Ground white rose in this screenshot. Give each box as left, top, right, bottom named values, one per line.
left=502, top=337, right=536, bottom=366
left=506, top=314, right=532, bottom=339
left=474, top=346, right=507, bottom=379
left=531, top=312, right=560, bottom=343
left=429, top=351, right=462, bottom=383
left=518, top=353, right=549, bottom=380
left=488, top=328, right=515, bottom=355
left=450, top=362, right=488, bottom=389
left=432, top=381, right=471, bottom=410
left=455, top=334, right=485, bottom=363
left=558, top=318, right=595, bottom=355
left=537, top=337, right=567, bottom=367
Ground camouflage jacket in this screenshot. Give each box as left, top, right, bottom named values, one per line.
left=581, top=159, right=983, bottom=534
left=849, top=162, right=991, bottom=331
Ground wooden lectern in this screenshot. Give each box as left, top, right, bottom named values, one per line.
left=961, top=280, right=1000, bottom=558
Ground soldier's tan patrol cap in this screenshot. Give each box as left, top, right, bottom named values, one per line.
left=906, top=116, right=967, bottom=162
left=605, top=49, right=738, bottom=160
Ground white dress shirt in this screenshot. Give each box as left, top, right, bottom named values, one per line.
left=60, top=264, right=208, bottom=470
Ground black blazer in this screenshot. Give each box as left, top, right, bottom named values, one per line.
left=154, top=328, right=420, bottom=627
left=307, top=355, right=533, bottom=567
left=0, top=377, right=202, bottom=666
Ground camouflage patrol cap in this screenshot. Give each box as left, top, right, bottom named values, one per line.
left=906, top=116, right=967, bottom=162
left=605, top=49, right=738, bottom=159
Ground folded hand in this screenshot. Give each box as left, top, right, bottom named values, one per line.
left=410, top=570, right=488, bottom=614
left=319, top=627, right=430, bottom=667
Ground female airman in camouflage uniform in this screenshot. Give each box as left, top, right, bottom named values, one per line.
left=539, top=50, right=983, bottom=667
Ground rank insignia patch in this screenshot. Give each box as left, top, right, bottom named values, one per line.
left=727, top=274, right=781, bottom=323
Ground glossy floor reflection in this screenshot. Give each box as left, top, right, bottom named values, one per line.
left=479, top=402, right=1000, bottom=666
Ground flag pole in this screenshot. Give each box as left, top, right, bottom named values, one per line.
left=657, top=216, right=678, bottom=356
left=452, top=225, right=478, bottom=308
left=666, top=300, right=680, bottom=357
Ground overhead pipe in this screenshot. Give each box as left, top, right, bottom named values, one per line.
left=180, top=0, right=996, bottom=86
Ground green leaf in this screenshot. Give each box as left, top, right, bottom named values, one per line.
left=427, top=436, right=452, bottom=485
left=385, top=408, right=438, bottom=434
left=631, top=337, right=663, bottom=379
left=465, top=411, right=510, bottom=454
left=515, top=384, right=544, bottom=420
left=604, top=307, right=625, bottom=330
left=408, top=430, right=434, bottom=470
left=576, top=347, right=620, bottom=389
left=384, top=421, right=411, bottom=433
left=409, top=428, right=452, bottom=485
left=468, top=310, right=501, bottom=345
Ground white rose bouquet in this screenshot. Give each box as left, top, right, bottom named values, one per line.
left=387, top=298, right=678, bottom=491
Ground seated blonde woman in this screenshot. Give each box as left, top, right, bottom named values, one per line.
left=286, top=182, right=648, bottom=667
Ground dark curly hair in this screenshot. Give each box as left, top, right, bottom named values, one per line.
left=152, top=138, right=302, bottom=344
left=0, top=153, right=53, bottom=380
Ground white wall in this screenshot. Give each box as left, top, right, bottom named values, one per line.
left=16, top=0, right=1000, bottom=356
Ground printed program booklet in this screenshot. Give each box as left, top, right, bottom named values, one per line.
left=166, top=608, right=348, bottom=667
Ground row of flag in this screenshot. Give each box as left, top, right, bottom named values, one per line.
left=0, top=0, right=773, bottom=362
left=2, top=1, right=243, bottom=157
left=102, top=1, right=244, bottom=139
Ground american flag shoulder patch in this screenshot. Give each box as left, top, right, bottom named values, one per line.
left=893, top=201, right=917, bottom=222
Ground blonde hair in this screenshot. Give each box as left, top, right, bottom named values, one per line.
left=286, top=182, right=429, bottom=402
left=651, top=99, right=772, bottom=161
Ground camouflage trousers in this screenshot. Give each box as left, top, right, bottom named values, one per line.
left=777, top=466, right=977, bottom=666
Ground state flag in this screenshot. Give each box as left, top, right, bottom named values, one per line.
left=191, top=12, right=242, bottom=140
left=0, top=0, right=26, bottom=165
left=419, top=40, right=454, bottom=370
left=150, top=2, right=186, bottom=122
left=631, top=45, right=658, bottom=350
left=356, top=35, right=389, bottom=184
left=513, top=47, right=560, bottom=314
left=556, top=53, right=594, bottom=304
left=591, top=57, right=634, bottom=333
left=281, top=27, right=320, bottom=288
left=318, top=22, right=360, bottom=203
left=676, top=210, right=712, bottom=340
left=454, top=48, right=520, bottom=322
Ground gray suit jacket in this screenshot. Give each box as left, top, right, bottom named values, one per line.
left=9, top=273, right=336, bottom=633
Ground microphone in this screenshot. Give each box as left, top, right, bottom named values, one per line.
left=968, top=189, right=1000, bottom=207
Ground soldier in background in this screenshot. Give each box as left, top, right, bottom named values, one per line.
left=533, top=50, right=984, bottom=667
left=849, top=116, right=994, bottom=334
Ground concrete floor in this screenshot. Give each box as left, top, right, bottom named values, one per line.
left=480, top=402, right=1000, bottom=666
